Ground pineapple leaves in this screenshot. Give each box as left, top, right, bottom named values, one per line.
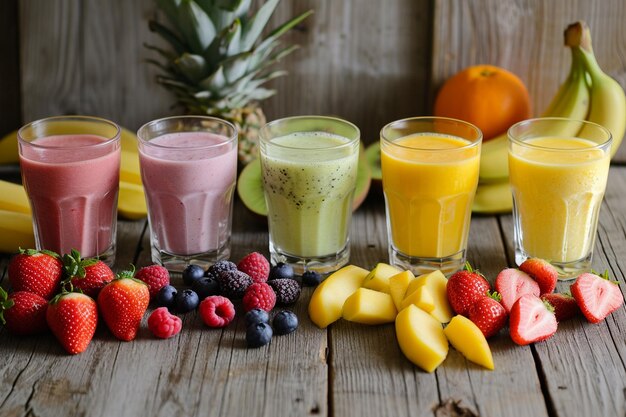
left=220, top=19, right=242, bottom=57
left=222, top=51, right=253, bottom=83
left=155, top=0, right=183, bottom=27
left=148, top=20, right=186, bottom=55
left=178, top=0, right=217, bottom=54
left=199, top=66, right=227, bottom=92
left=240, top=0, right=279, bottom=52
left=257, top=9, right=313, bottom=52
left=174, top=53, right=208, bottom=82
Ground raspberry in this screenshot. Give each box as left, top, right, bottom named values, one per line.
left=147, top=307, right=182, bottom=339
left=268, top=279, right=301, bottom=305
left=242, top=283, right=276, bottom=312
left=237, top=252, right=270, bottom=283
left=135, top=265, right=171, bottom=298
left=205, top=260, right=237, bottom=280
left=217, top=270, right=253, bottom=299
left=199, top=296, right=235, bottom=328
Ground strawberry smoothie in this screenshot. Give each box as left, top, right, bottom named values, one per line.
left=138, top=129, right=237, bottom=267
left=19, top=133, right=121, bottom=259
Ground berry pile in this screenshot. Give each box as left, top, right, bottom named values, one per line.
left=245, top=308, right=298, bottom=348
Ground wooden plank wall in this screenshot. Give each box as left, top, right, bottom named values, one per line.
left=0, top=0, right=21, bottom=137
left=11, top=0, right=626, bottom=151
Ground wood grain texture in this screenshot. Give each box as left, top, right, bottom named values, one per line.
left=0, top=0, right=21, bottom=137
left=431, top=0, right=626, bottom=162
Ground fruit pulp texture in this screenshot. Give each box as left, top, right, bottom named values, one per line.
left=261, top=132, right=358, bottom=257
left=509, top=137, right=609, bottom=263
left=139, top=132, right=237, bottom=255
left=382, top=134, right=479, bottom=258
left=19, top=134, right=120, bottom=257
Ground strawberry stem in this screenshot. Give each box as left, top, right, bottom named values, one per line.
left=487, top=290, right=502, bottom=302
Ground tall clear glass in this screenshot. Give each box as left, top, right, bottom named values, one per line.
left=18, top=116, right=121, bottom=265
left=259, top=116, right=360, bottom=275
left=381, top=117, right=482, bottom=275
left=137, top=116, right=238, bottom=272
left=508, top=117, right=612, bottom=279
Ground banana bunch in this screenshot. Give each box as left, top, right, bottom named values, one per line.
left=473, top=21, right=626, bottom=214
left=0, top=125, right=147, bottom=253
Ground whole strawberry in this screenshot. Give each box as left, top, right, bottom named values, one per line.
left=63, top=249, right=115, bottom=298
left=520, top=258, right=558, bottom=295
left=571, top=271, right=623, bottom=324
left=97, top=270, right=150, bottom=341
left=446, top=262, right=491, bottom=316
left=509, top=294, right=557, bottom=345
left=467, top=291, right=508, bottom=338
left=47, top=291, right=98, bottom=354
left=237, top=252, right=270, bottom=283
left=8, top=248, right=62, bottom=299
left=135, top=265, right=170, bottom=299
left=541, top=293, right=579, bottom=322
left=0, top=288, right=48, bottom=335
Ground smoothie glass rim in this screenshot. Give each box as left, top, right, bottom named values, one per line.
left=137, top=115, right=238, bottom=150
left=17, top=115, right=121, bottom=150
left=259, top=115, right=360, bottom=150
left=380, top=116, right=483, bottom=151
left=508, top=117, right=612, bottom=151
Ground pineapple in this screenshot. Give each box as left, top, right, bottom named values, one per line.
left=147, top=0, right=312, bottom=164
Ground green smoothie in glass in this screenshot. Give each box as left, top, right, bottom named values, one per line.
left=259, top=116, right=360, bottom=274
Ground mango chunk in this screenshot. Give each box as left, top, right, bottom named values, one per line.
left=362, top=263, right=401, bottom=294
left=444, top=315, right=494, bottom=370
left=396, top=305, right=448, bottom=372
left=389, top=270, right=415, bottom=311
left=401, top=284, right=435, bottom=312
left=342, top=288, right=397, bottom=325
left=414, top=270, right=453, bottom=323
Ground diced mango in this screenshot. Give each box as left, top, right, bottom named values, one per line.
left=401, top=284, right=435, bottom=312
left=444, top=315, right=494, bottom=370
left=342, top=288, right=397, bottom=325
left=389, top=270, right=415, bottom=311
left=362, top=263, right=401, bottom=294
left=395, top=305, right=448, bottom=372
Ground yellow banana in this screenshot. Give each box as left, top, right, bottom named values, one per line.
left=479, top=39, right=591, bottom=183
left=568, top=22, right=626, bottom=157
left=120, top=150, right=143, bottom=185
left=0, top=124, right=138, bottom=165
left=0, top=180, right=31, bottom=214
left=118, top=181, right=147, bottom=220
left=472, top=180, right=513, bottom=214
left=0, top=209, right=35, bottom=253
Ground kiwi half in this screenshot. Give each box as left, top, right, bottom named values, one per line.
left=237, top=143, right=372, bottom=216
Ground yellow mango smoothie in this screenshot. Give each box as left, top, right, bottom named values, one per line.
left=509, top=136, right=610, bottom=264
left=382, top=133, right=480, bottom=262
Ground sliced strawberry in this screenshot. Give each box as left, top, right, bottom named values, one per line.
left=47, top=292, right=98, bottom=354
left=571, top=271, right=623, bottom=324
left=467, top=291, right=508, bottom=338
left=446, top=262, right=491, bottom=316
left=541, top=293, right=579, bottom=322
left=520, top=258, right=558, bottom=295
left=495, top=268, right=540, bottom=312
left=97, top=270, right=150, bottom=341
left=509, top=294, right=557, bottom=345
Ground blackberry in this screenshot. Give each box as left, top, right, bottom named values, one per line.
left=205, top=260, right=237, bottom=280
left=301, top=270, right=322, bottom=287
left=245, top=308, right=270, bottom=327
left=269, top=262, right=294, bottom=280
left=246, top=322, right=273, bottom=348
left=192, top=277, right=220, bottom=300
left=272, top=310, right=298, bottom=335
left=182, top=264, right=205, bottom=286
left=217, top=270, right=253, bottom=299
left=268, top=279, right=301, bottom=305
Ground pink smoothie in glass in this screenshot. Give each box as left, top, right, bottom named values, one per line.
left=138, top=132, right=237, bottom=255
left=19, top=134, right=121, bottom=257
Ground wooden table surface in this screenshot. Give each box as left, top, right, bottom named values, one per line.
left=1, top=166, right=625, bottom=417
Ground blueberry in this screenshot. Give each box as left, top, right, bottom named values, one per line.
left=301, top=270, right=322, bottom=287
left=245, top=308, right=270, bottom=327
left=192, top=277, right=220, bottom=300
left=182, top=264, right=205, bottom=286
left=269, top=262, right=294, bottom=280
left=175, top=289, right=200, bottom=313
left=246, top=322, right=273, bottom=348
left=272, top=310, right=298, bottom=335
left=156, top=285, right=177, bottom=309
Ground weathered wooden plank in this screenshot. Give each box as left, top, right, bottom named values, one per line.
left=499, top=166, right=626, bottom=417
left=0, top=0, right=21, bottom=137
left=431, top=0, right=626, bottom=162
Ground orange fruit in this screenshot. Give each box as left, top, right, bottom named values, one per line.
left=434, top=65, right=531, bottom=141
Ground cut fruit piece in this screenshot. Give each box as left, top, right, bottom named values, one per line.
left=118, top=181, right=147, bottom=220
left=237, top=142, right=372, bottom=217
left=362, top=263, right=401, bottom=294
left=401, top=284, right=435, bottom=312
left=395, top=304, right=448, bottom=373
left=411, top=270, right=453, bottom=323
left=342, top=288, right=397, bottom=325
left=308, top=265, right=369, bottom=328
left=365, top=141, right=382, bottom=181
left=389, top=270, right=415, bottom=311
left=444, top=315, right=494, bottom=370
